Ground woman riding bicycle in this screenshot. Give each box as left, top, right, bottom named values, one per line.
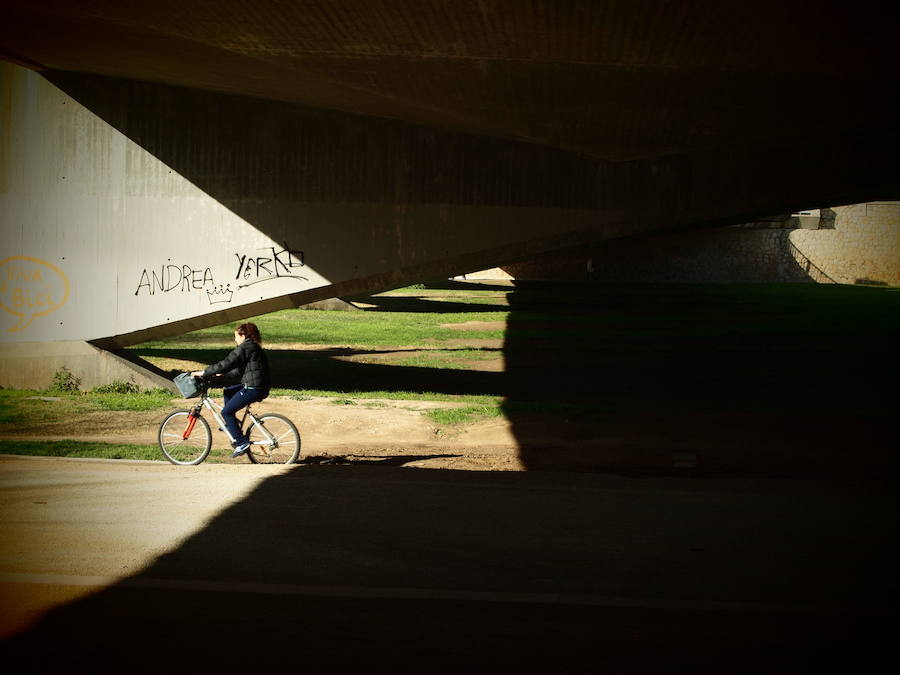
left=191, top=322, right=270, bottom=458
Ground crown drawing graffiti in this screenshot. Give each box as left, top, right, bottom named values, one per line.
left=206, top=285, right=233, bottom=305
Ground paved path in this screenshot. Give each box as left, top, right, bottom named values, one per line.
left=0, top=455, right=893, bottom=671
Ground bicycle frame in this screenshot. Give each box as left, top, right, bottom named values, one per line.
left=186, top=393, right=274, bottom=448
left=160, top=377, right=300, bottom=466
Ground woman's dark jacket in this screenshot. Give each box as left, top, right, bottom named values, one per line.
left=203, top=339, right=270, bottom=389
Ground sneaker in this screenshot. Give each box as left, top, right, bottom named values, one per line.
left=231, top=442, right=251, bottom=458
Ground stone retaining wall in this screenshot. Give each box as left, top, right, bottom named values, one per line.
left=498, top=202, right=899, bottom=285
left=790, top=203, right=899, bottom=285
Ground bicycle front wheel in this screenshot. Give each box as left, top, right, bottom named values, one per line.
left=158, top=410, right=212, bottom=465
left=246, top=413, right=301, bottom=464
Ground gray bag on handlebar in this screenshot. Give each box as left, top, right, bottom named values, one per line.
left=173, top=372, right=202, bottom=398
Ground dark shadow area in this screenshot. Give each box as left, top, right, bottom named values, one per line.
left=353, top=295, right=508, bottom=314
left=299, top=453, right=461, bottom=466
left=135, top=346, right=505, bottom=396
left=3, top=465, right=893, bottom=671
left=503, top=282, right=900, bottom=477
left=272, top=351, right=504, bottom=396
left=508, top=228, right=843, bottom=285
left=349, top=279, right=515, bottom=297
left=819, top=207, right=838, bottom=230
left=396, top=280, right=515, bottom=292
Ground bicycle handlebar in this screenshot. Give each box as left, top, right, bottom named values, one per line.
left=193, top=374, right=233, bottom=393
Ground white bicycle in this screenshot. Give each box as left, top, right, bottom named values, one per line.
left=158, top=378, right=301, bottom=465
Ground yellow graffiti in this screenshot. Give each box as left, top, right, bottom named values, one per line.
left=0, top=256, right=71, bottom=333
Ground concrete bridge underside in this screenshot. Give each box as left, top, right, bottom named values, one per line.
left=1, top=1, right=899, bottom=389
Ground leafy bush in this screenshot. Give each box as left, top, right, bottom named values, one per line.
left=49, top=367, right=81, bottom=393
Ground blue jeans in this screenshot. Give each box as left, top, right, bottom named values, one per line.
left=222, top=384, right=268, bottom=446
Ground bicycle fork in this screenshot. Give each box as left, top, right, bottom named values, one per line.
left=182, top=404, right=203, bottom=440
left=181, top=401, right=236, bottom=445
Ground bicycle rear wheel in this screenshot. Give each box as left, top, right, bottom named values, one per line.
left=246, top=413, right=301, bottom=464
left=158, top=410, right=212, bottom=465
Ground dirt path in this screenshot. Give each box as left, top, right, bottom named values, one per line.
left=0, top=396, right=526, bottom=471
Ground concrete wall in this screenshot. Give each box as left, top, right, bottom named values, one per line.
left=500, top=203, right=899, bottom=285
left=0, top=341, right=174, bottom=391
left=0, top=64, right=321, bottom=344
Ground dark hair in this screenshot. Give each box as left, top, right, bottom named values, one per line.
left=235, top=322, right=262, bottom=344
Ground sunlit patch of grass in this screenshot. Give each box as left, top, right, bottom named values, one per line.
left=206, top=448, right=239, bottom=463
left=90, top=389, right=174, bottom=411
left=360, top=400, right=389, bottom=408
left=0, top=387, right=175, bottom=433
left=0, top=440, right=162, bottom=461
left=0, top=440, right=241, bottom=463
left=425, top=404, right=504, bottom=426
left=269, top=389, right=314, bottom=401
left=0, top=390, right=100, bottom=431
left=133, top=306, right=508, bottom=350
left=0, top=389, right=43, bottom=424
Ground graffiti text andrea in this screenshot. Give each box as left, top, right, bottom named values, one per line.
left=135, top=264, right=214, bottom=296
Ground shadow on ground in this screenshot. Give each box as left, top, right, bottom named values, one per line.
left=3, top=465, right=893, bottom=671
left=300, top=452, right=462, bottom=466
left=140, top=346, right=507, bottom=397
left=503, top=282, right=899, bottom=476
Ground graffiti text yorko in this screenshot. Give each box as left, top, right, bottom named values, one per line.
left=135, top=243, right=305, bottom=304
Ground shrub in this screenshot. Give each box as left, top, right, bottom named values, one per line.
left=49, top=367, right=81, bottom=393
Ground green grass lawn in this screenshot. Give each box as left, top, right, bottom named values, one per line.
left=0, top=387, right=175, bottom=430
left=0, top=440, right=163, bottom=461
left=134, top=299, right=507, bottom=350
left=0, top=440, right=236, bottom=462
